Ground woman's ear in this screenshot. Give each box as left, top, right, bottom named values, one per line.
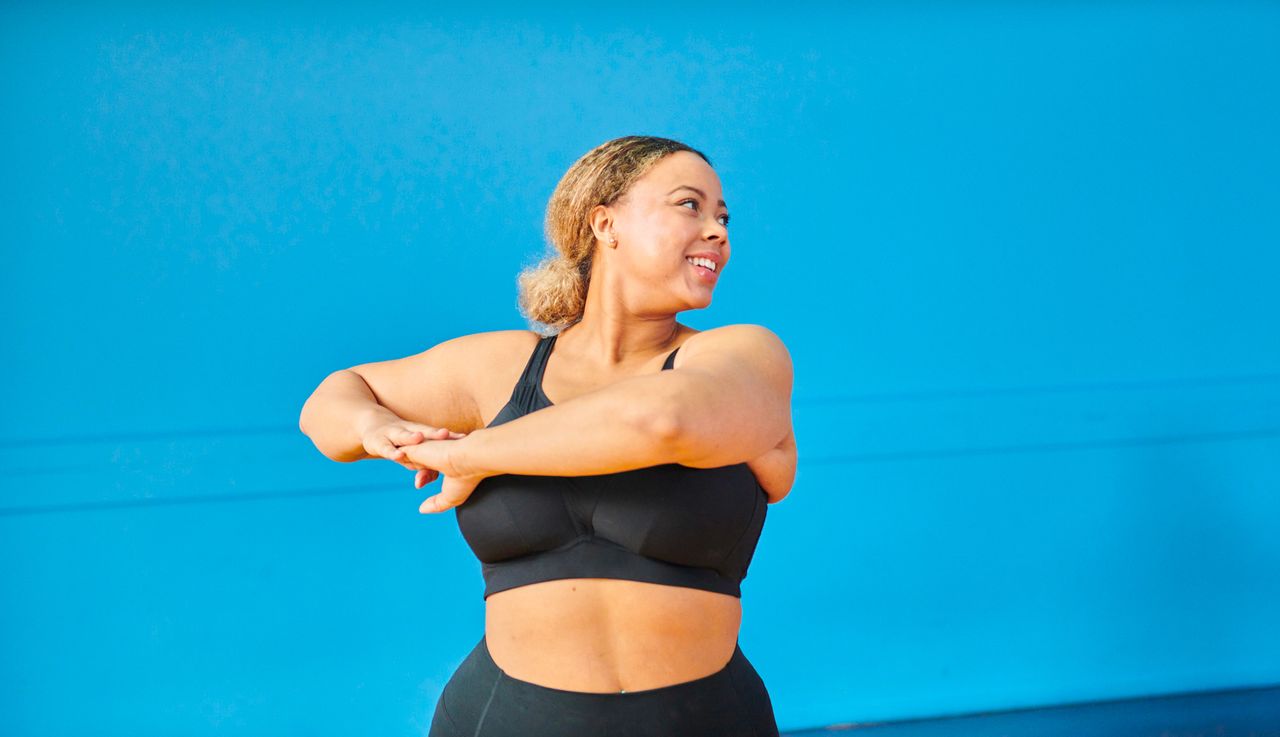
left=588, top=204, right=615, bottom=246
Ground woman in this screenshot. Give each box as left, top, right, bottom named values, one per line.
left=299, top=135, right=797, bottom=736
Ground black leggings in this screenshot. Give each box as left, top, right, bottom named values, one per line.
left=428, top=635, right=780, bottom=737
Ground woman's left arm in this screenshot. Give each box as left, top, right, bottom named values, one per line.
left=746, top=424, right=797, bottom=504
left=662, top=324, right=794, bottom=471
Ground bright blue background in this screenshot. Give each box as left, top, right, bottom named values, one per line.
left=3, top=2, right=1278, bottom=735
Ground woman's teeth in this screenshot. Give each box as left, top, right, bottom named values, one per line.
left=686, top=257, right=716, bottom=272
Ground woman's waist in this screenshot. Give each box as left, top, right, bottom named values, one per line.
left=482, top=578, right=743, bottom=693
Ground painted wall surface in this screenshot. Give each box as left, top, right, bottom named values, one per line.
left=3, top=2, right=1277, bottom=735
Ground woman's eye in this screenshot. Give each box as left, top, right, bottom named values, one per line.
left=680, top=199, right=729, bottom=227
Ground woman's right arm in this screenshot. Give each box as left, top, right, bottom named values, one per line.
left=298, top=332, right=494, bottom=463
left=298, top=370, right=409, bottom=462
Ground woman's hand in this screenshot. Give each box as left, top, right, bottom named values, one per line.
left=398, top=436, right=489, bottom=514
left=361, top=420, right=467, bottom=486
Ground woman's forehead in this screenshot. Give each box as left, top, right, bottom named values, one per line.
left=634, top=153, right=722, bottom=199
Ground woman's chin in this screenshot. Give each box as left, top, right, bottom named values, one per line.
left=686, top=292, right=714, bottom=309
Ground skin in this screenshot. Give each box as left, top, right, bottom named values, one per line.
left=491, top=153, right=769, bottom=692
left=472, top=152, right=781, bottom=692
left=314, top=150, right=796, bottom=694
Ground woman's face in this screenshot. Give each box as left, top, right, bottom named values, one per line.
left=595, top=151, right=731, bottom=312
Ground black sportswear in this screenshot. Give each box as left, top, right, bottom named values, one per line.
left=454, top=332, right=768, bottom=600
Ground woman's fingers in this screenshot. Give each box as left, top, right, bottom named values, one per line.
left=386, top=427, right=438, bottom=462
left=398, top=442, right=441, bottom=475
left=373, top=438, right=401, bottom=460
left=419, top=491, right=459, bottom=514
left=393, top=429, right=425, bottom=445
left=404, top=424, right=442, bottom=435
left=366, top=423, right=468, bottom=473
left=395, top=424, right=468, bottom=440
left=363, top=421, right=462, bottom=470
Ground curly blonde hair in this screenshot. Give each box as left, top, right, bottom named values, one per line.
left=517, top=135, right=712, bottom=334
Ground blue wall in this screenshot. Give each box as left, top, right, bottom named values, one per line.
left=2, top=2, right=1278, bottom=734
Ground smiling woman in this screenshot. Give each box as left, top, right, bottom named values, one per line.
left=299, top=135, right=794, bottom=736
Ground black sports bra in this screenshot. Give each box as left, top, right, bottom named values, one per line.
left=454, top=332, right=768, bottom=600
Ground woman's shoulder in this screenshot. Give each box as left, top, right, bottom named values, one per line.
left=441, top=329, right=543, bottom=362
left=394, top=330, right=540, bottom=387
left=668, top=325, right=790, bottom=379
left=676, top=323, right=789, bottom=355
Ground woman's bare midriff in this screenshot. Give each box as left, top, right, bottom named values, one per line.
left=484, top=578, right=742, bottom=694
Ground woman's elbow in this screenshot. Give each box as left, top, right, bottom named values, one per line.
left=644, top=394, right=685, bottom=449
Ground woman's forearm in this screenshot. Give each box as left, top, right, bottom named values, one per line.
left=299, top=370, right=401, bottom=462
left=455, top=372, right=681, bottom=478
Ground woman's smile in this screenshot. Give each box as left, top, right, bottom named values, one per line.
left=687, top=259, right=719, bottom=283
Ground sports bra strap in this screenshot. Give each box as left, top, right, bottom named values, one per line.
left=525, top=333, right=557, bottom=385
left=503, top=334, right=556, bottom=407
left=662, top=347, right=679, bottom=371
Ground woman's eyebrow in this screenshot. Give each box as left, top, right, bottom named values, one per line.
left=667, top=185, right=728, bottom=209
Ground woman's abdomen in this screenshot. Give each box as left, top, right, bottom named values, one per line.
left=483, top=578, right=743, bottom=694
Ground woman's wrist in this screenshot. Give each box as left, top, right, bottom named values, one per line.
left=354, top=404, right=400, bottom=439
left=451, top=429, right=492, bottom=480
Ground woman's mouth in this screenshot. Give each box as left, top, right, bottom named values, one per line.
left=685, top=257, right=719, bottom=282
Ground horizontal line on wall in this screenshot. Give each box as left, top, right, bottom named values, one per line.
left=0, top=424, right=294, bottom=450
left=0, top=482, right=406, bottom=518
left=4, top=372, right=1278, bottom=449
left=803, top=426, right=1280, bottom=465
left=794, top=371, right=1280, bottom=406
left=2, top=427, right=1276, bottom=518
